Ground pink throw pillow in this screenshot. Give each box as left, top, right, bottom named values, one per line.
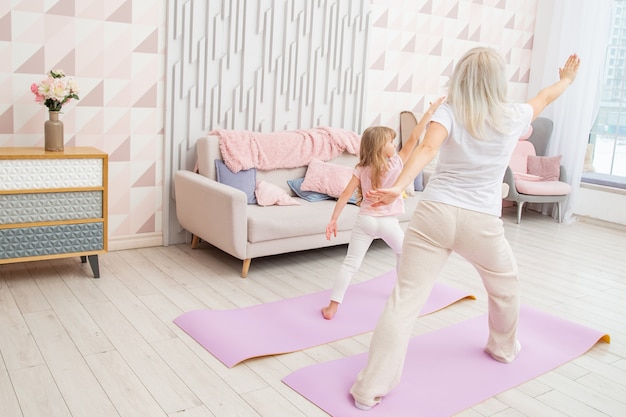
left=300, top=158, right=353, bottom=198
left=527, top=155, right=561, bottom=182
left=255, top=180, right=301, bottom=206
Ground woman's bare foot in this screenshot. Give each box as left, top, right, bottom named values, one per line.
left=321, top=301, right=339, bottom=320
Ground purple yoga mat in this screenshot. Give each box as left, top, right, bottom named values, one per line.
left=282, top=304, right=610, bottom=417
left=174, top=270, right=475, bottom=367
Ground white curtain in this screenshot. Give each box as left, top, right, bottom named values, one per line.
left=527, top=0, right=613, bottom=223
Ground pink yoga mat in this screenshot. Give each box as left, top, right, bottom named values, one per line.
left=174, top=270, right=475, bottom=367
left=282, top=304, right=610, bottom=417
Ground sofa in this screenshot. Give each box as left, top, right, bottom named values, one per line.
left=174, top=134, right=424, bottom=278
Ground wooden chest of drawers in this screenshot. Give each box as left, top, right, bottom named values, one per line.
left=0, top=147, right=108, bottom=278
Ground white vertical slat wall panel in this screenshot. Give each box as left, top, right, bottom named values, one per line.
left=164, top=0, right=370, bottom=244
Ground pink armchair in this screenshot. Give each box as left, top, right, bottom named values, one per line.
left=503, top=118, right=572, bottom=223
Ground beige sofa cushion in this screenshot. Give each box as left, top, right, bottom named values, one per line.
left=247, top=195, right=420, bottom=243
left=247, top=200, right=360, bottom=243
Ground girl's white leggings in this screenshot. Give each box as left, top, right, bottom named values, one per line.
left=330, top=214, right=404, bottom=303
left=350, top=201, right=520, bottom=408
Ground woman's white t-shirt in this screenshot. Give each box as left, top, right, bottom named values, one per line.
left=424, top=103, right=533, bottom=217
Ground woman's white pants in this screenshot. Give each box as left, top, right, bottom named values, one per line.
left=350, top=201, right=520, bottom=408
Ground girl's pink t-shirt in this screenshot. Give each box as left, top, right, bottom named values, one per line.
left=354, top=153, right=404, bottom=217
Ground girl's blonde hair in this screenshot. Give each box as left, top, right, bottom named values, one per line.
left=358, top=126, right=396, bottom=190
left=447, top=47, right=513, bottom=140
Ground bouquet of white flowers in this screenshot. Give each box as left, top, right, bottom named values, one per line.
left=30, top=69, right=80, bottom=112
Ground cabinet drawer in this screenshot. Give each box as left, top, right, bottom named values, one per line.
left=0, top=191, right=103, bottom=224
left=0, top=223, right=104, bottom=259
left=0, top=158, right=103, bottom=190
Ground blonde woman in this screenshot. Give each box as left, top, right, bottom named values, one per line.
left=350, top=47, right=580, bottom=410
left=322, top=97, right=445, bottom=320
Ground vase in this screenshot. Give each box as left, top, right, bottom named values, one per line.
left=44, top=111, right=64, bottom=151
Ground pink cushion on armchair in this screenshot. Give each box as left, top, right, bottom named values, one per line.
left=513, top=154, right=571, bottom=196
left=509, top=141, right=535, bottom=173
left=514, top=172, right=542, bottom=182
left=515, top=179, right=572, bottom=196
left=527, top=155, right=562, bottom=181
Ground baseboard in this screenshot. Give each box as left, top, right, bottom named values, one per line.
left=574, top=215, right=626, bottom=232
left=108, top=232, right=163, bottom=251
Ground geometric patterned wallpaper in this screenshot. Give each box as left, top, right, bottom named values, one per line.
left=0, top=0, right=165, bottom=249
left=366, top=0, right=538, bottom=130
left=1, top=0, right=537, bottom=249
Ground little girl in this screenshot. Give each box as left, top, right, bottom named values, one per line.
left=322, top=97, right=445, bottom=320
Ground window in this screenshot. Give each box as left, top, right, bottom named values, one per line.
left=587, top=0, right=626, bottom=185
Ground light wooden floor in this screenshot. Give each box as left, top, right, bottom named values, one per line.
left=1, top=208, right=625, bottom=417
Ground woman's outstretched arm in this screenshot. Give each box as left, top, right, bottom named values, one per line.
left=527, top=54, right=580, bottom=120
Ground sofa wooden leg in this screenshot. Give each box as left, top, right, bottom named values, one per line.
left=191, top=234, right=200, bottom=249
left=241, top=259, right=251, bottom=278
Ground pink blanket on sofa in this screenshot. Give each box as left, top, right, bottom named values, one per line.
left=211, top=127, right=361, bottom=172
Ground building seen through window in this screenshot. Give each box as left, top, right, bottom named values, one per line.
left=589, top=0, right=626, bottom=181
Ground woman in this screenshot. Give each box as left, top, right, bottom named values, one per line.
left=349, top=47, right=580, bottom=410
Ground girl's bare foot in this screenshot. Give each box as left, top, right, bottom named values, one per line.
left=321, top=301, right=339, bottom=320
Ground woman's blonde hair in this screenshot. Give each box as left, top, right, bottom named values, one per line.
left=447, top=47, right=513, bottom=139
left=358, top=126, right=396, bottom=190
